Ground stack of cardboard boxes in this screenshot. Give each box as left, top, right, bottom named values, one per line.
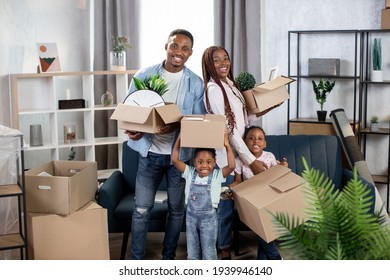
left=25, top=160, right=109, bottom=260
left=382, top=0, right=390, bottom=28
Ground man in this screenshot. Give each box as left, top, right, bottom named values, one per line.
left=125, top=29, right=206, bottom=260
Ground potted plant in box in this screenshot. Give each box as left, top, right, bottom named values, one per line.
left=235, top=71, right=257, bottom=92
left=372, top=38, right=383, bottom=82
left=312, top=78, right=335, bottom=122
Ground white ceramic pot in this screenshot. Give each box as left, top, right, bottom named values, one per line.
left=371, top=70, right=383, bottom=82
left=370, top=122, right=379, bottom=132
left=110, top=51, right=126, bottom=71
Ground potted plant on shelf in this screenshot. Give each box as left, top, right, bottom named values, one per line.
left=312, top=78, right=336, bottom=122
left=372, top=38, right=383, bottom=82
left=110, top=35, right=132, bottom=71
left=271, top=158, right=390, bottom=260
left=370, top=115, right=379, bottom=132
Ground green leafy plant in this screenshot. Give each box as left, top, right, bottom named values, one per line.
left=133, top=73, right=169, bottom=96
left=68, top=147, right=76, bottom=161
left=312, top=79, right=336, bottom=111
left=370, top=115, right=379, bottom=123
left=112, top=35, right=132, bottom=52
left=271, top=158, right=390, bottom=260
left=235, top=72, right=256, bottom=91
left=373, top=38, right=382, bottom=71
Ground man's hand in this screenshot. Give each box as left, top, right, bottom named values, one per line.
left=156, top=122, right=180, bottom=135
left=124, top=130, right=144, bottom=141
left=249, top=160, right=268, bottom=175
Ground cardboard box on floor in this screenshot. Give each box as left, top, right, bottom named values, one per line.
left=25, top=160, right=97, bottom=215
left=27, top=201, right=110, bottom=260
left=110, top=103, right=182, bottom=133
left=233, top=165, right=307, bottom=242
left=242, top=76, right=294, bottom=115
left=382, top=9, right=390, bottom=29
left=387, top=0, right=390, bottom=8
left=180, top=114, right=226, bottom=148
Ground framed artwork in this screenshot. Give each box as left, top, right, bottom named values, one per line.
left=37, top=43, right=62, bottom=72
left=267, top=66, right=278, bottom=81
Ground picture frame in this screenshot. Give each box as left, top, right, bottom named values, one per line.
left=37, top=42, right=62, bottom=72
left=267, top=66, right=278, bottom=81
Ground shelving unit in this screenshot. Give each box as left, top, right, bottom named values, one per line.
left=287, top=29, right=361, bottom=134
left=9, top=70, right=136, bottom=176
left=359, top=29, right=390, bottom=211
left=0, top=127, right=28, bottom=259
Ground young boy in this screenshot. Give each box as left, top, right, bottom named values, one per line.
left=172, top=133, right=235, bottom=260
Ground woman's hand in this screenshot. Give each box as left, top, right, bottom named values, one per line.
left=249, top=159, right=268, bottom=175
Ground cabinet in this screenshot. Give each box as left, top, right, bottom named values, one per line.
left=287, top=30, right=360, bottom=134
left=9, top=70, right=136, bottom=177
left=0, top=126, right=28, bottom=259
left=359, top=29, right=390, bottom=211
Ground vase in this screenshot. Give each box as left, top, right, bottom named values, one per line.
left=371, top=70, right=383, bottom=82
left=101, top=91, right=114, bottom=107
left=317, top=110, right=327, bottom=122
left=30, top=124, right=43, bottom=146
left=64, top=124, right=78, bottom=144
left=110, top=51, right=126, bottom=71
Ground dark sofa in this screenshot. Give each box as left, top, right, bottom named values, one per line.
left=98, top=135, right=376, bottom=259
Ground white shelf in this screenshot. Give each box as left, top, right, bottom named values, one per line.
left=10, top=70, right=136, bottom=172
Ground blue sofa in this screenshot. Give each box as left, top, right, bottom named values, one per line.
left=98, top=135, right=376, bottom=259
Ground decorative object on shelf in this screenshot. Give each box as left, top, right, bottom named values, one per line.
left=235, top=71, right=256, bottom=92
left=36, top=42, right=62, bottom=72
left=132, top=73, right=169, bottom=96
left=370, top=115, right=379, bottom=132
left=312, top=78, right=336, bottom=122
left=63, top=124, right=77, bottom=144
left=101, top=90, right=114, bottom=107
left=110, top=35, right=132, bottom=71
left=371, top=38, right=383, bottom=82
left=58, top=99, right=85, bottom=109
left=271, top=158, right=390, bottom=260
left=30, top=124, right=43, bottom=146
left=308, top=58, right=340, bottom=76
left=68, top=147, right=76, bottom=160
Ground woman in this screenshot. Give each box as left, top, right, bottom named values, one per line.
left=201, top=46, right=269, bottom=259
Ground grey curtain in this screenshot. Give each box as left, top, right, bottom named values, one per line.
left=214, top=0, right=261, bottom=82
left=93, top=0, right=140, bottom=170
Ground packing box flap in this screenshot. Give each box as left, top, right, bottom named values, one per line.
left=269, top=171, right=304, bottom=192
left=110, top=103, right=152, bottom=124
left=155, top=104, right=183, bottom=123
left=253, top=76, right=295, bottom=92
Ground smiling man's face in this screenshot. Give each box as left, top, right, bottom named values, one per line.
left=164, top=34, right=193, bottom=73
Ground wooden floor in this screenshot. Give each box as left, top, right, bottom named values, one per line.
left=108, top=231, right=262, bottom=260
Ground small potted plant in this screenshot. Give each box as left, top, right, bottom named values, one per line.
left=132, top=73, right=169, bottom=96
left=370, top=115, right=379, bottom=132
left=312, top=78, right=336, bottom=122
left=110, top=35, right=132, bottom=71
left=372, top=38, right=383, bottom=82
left=235, top=71, right=257, bottom=92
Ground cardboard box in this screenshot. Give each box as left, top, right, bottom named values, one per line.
left=242, top=76, right=294, bottom=115
left=232, top=165, right=307, bottom=242
left=382, top=9, right=390, bottom=29
left=110, top=103, right=182, bottom=133
left=25, top=160, right=98, bottom=215
left=386, top=0, right=390, bottom=8
left=27, top=201, right=110, bottom=260
left=180, top=114, right=226, bottom=148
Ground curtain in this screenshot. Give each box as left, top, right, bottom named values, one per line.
left=213, top=0, right=261, bottom=82
left=93, top=0, right=140, bottom=170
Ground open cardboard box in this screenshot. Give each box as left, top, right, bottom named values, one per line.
left=233, top=164, right=307, bottom=242
left=27, top=201, right=109, bottom=260
left=180, top=114, right=226, bottom=148
left=110, top=103, right=182, bottom=134
left=25, top=160, right=97, bottom=215
left=242, top=76, right=294, bottom=115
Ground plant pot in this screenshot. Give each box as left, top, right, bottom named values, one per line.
left=110, top=51, right=126, bottom=71
left=371, top=70, right=383, bottom=82
left=101, top=91, right=114, bottom=107
left=317, top=110, right=327, bottom=122
left=370, top=122, right=379, bottom=132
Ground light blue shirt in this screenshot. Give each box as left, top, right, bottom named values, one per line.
left=125, top=61, right=206, bottom=161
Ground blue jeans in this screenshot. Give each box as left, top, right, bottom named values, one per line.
left=217, top=174, right=234, bottom=250
left=186, top=208, right=218, bottom=260
left=257, top=237, right=282, bottom=260
left=130, top=152, right=185, bottom=260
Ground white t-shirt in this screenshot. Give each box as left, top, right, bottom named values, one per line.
left=149, top=68, right=183, bottom=154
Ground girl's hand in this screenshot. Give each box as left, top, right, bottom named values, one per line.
left=277, top=157, right=288, bottom=167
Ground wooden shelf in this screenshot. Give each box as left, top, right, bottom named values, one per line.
left=289, top=118, right=359, bottom=136
left=0, top=184, right=22, bottom=197
left=0, top=234, right=25, bottom=250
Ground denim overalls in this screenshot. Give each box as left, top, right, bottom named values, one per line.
left=186, top=171, right=218, bottom=260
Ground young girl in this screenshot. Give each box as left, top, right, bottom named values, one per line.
left=229, top=126, right=287, bottom=260
left=172, top=133, right=235, bottom=260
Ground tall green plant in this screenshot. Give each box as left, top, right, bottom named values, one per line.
left=132, top=73, right=168, bottom=96
left=373, top=38, right=382, bottom=71
left=312, top=79, right=336, bottom=111
left=271, top=158, right=390, bottom=260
